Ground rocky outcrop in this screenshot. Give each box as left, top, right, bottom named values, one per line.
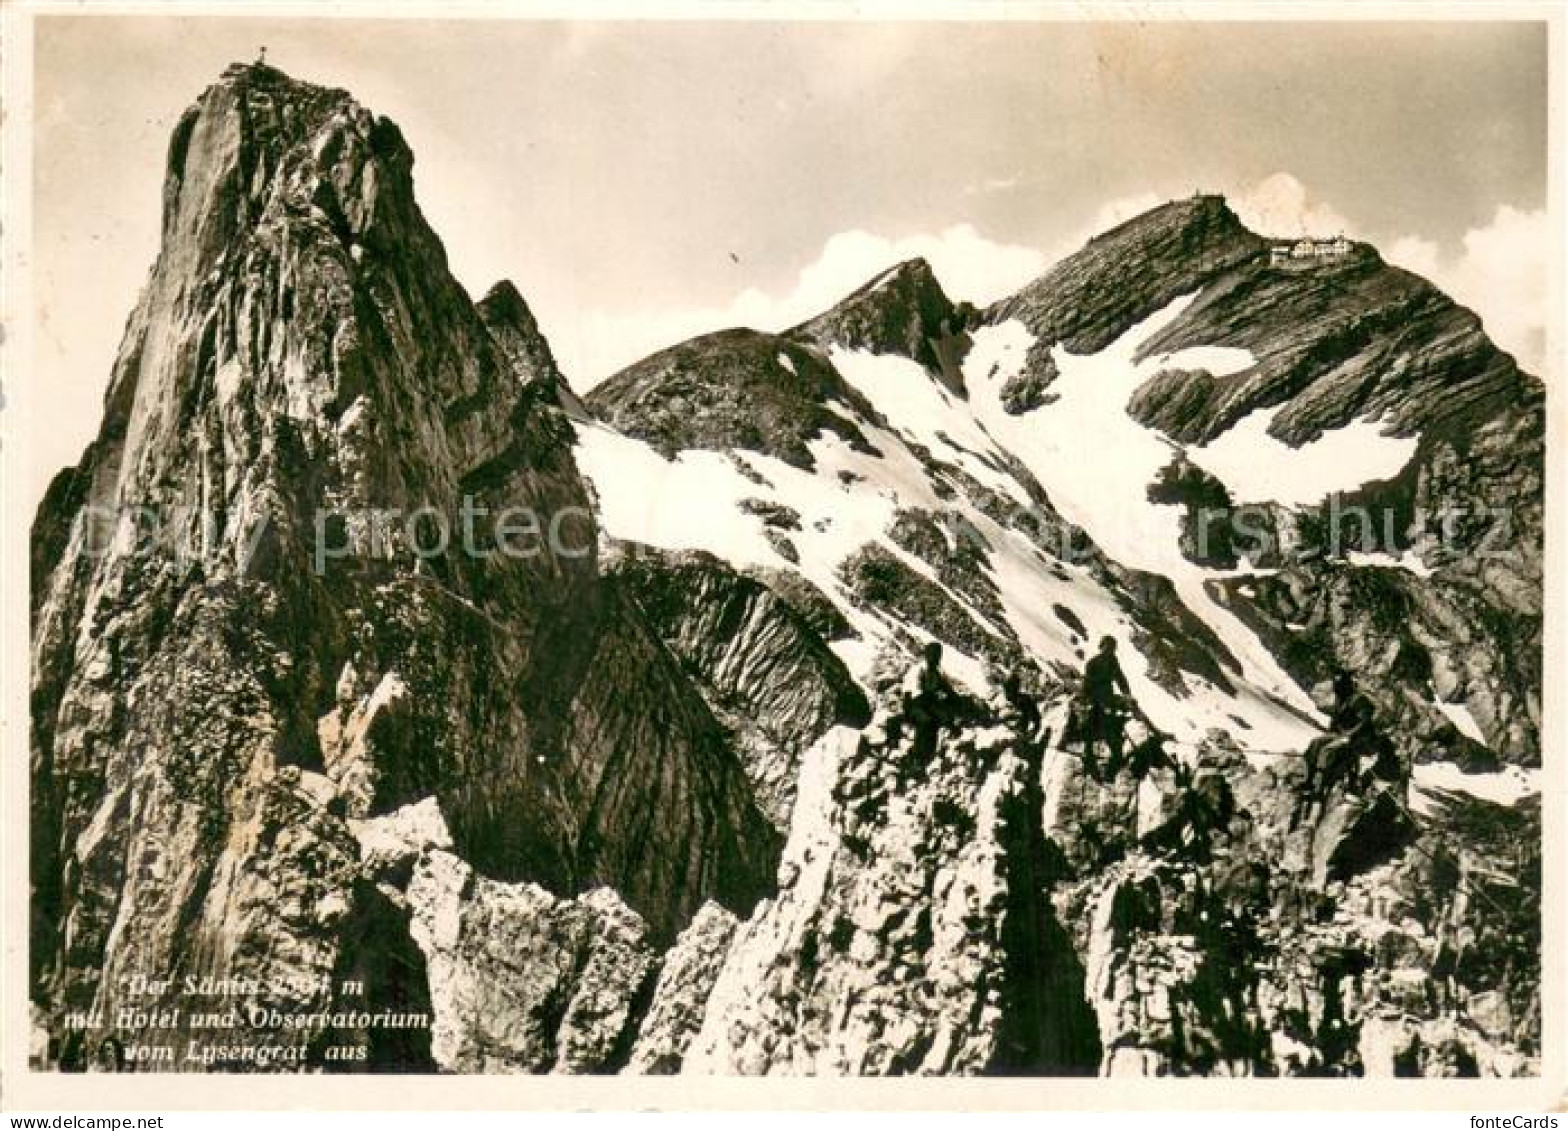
left=837, top=544, right=1024, bottom=672
left=680, top=716, right=1100, bottom=1075
left=30, top=62, right=779, bottom=1070
left=1038, top=716, right=1539, bottom=1076
left=611, top=547, right=871, bottom=826
left=998, top=353, right=1058, bottom=414
left=407, top=850, right=657, bottom=1073
left=988, top=195, right=1265, bottom=378
left=623, top=902, right=740, bottom=1074
left=476, top=279, right=589, bottom=417
left=1214, top=561, right=1538, bottom=768
left=1145, top=452, right=1251, bottom=571
left=790, top=257, right=971, bottom=384
left=586, top=330, right=881, bottom=470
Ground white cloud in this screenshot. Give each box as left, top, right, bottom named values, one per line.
left=557, top=224, right=1048, bottom=390
left=1384, top=206, right=1548, bottom=376
left=1230, top=172, right=1356, bottom=239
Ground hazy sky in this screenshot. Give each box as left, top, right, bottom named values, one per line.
left=29, top=15, right=1550, bottom=501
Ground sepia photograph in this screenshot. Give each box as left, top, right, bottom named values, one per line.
left=1, top=1, right=1561, bottom=1111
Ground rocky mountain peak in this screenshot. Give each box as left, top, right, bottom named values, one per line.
left=31, top=63, right=784, bottom=1072
left=160, top=62, right=411, bottom=261
left=587, top=328, right=883, bottom=469
left=988, top=193, right=1265, bottom=359
left=478, top=279, right=563, bottom=389
left=791, top=255, right=971, bottom=376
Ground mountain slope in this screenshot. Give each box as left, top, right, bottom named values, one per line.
left=29, top=63, right=780, bottom=1070
left=570, top=192, right=1542, bottom=1075
left=971, top=195, right=1542, bottom=770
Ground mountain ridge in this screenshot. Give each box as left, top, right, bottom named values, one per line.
left=28, top=63, right=1544, bottom=1077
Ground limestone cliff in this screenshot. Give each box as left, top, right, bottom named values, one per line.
left=30, top=63, right=778, bottom=1071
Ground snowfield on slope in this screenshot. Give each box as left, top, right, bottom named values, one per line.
left=574, top=418, right=1005, bottom=692
left=964, top=300, right=1328, bottom=749
left=827, top=337, right=1323, bottom=752
left=1410, top=761, right=1540, bottom=810
left=1189, top=404, right=1419, bottom=507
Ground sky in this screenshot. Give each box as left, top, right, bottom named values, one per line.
left=28, top=15, right=1551, bottom=501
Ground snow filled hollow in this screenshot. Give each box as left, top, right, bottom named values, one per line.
left=1188, top=405, right=1419, bottom=507
left=1411, top=761, right=1540, bottom=810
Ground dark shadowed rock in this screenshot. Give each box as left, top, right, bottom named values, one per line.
left=610, top=546, right=871, bottom=826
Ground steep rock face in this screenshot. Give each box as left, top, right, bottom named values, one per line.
left=30, top=63, right=777, bottom=1068
left=1125, top=246, right=1535, bottom=447
left=1215, top=560, right=1538, bottom=768
left=475, top=279, right=588, bottom=418
left=623, top=902, right=740, bottom=1074
left=611, top=546, right=872, bottom=826
left=791, top=257, right=972, bottom=386
left=680, top=716, right=1100, bottom=1075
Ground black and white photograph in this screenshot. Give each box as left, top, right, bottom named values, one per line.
left=2, top=1, right=1561, bottom=1107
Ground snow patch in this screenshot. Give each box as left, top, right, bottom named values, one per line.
left=351, top=796, right=454, bottom=871
left=573, top=423, right=777, bottom=567
left=1149, top=344, right=1256, bottom=378
left=1189, top=406, right=1418, bottom=507
left=829, top=346, right=1030, bottom=506
left=1412, top=762, right=1539, bottom=809
left=1432, top=697, right=1487, bottom=744
left=1346, top=549, right=1434, bottom=577
left=965, top=305, right=1325, bottom=750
